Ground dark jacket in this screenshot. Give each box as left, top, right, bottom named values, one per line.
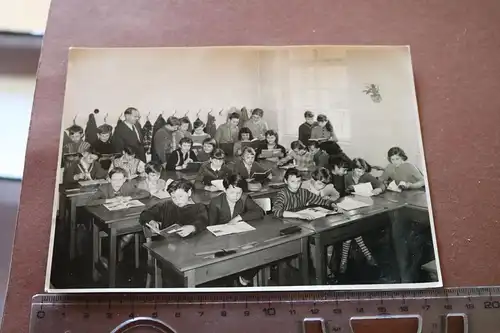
left=85, top=113, right=98, bottom=146
left=63, top=160, right=108, bottom=185
left=112, top=121, right=146, bottom=162
left=139, top=201, right=208, bottom=234
left=166, top=148, right=198, bottom=171
left=298, top=122, right=316, bottom=145
left=313, top=150, right=330, bottom=168
left=255, top=142, right=287, bottom=159
left=230, top=158, right=267, bottom=180
left=208, top=193, right=264, bottom=225
left=194, top=162, right=232, bottom=189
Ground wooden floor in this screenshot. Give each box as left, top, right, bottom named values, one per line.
left=0, top=179, right=21, bottom=320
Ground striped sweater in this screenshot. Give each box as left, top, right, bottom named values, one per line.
left=272, top=187, right=334, bottom=218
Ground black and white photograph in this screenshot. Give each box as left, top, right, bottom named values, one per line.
left=47, top=46, right=442, bottom=292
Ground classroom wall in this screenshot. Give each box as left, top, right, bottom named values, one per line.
left=62, top=48, right=262, bottom=131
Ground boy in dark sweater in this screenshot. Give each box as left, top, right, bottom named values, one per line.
left=194, top=148, right=232, bottom=191
left=308, top=140, right=330, bottom=168
left=166, top=137, right=198, bottom=171
left=272, top=168, right=338, bottom=219
left=139, top=178, right=208, bottom=238
left=63, top=146, right=107, bottom=185
left=330, top=157, right=350, bottom=197
left=93, top=124, right=115, bottom=169
left=298, top=110, right=316, bottom=145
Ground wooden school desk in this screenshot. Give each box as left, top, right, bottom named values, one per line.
left=144, top=215, right=313, bottom=288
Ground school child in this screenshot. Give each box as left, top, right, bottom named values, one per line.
left=310, top=114, right=338, bottom=142
left=194, top=148, right=232, bottom=191
left=208, top=174, right=265, bottom=286
left=93, top=124, right=115, bottom=169
left=307, top=141, right=329, bottom=169
left=243, top=108, right=268, bottom=140
left=256, top=129, right=286, bottom=161
left=278, top=141, right=315, bottom=170
left=62, top=125, right=91, bottom=166
left=298, top=110, right=316, bottom=145
left=379, top=147, right=425, bottom=190
left=215, top=112, right=240, bottom=144
left=139, top=178, right=208, bottom=240
left=344, top=158, right=385, bottom=195
left=196, top=138, right=217, bottom=162
left=191, top=118, right=211, bottom=149
left=301, top=167, right=340, bottom=201
left=88, top=167, right=150, bottom=260
left=330, top=157, right=350, bottom=197
left=153, top=116, right=180, bottom=164
left=233, top=127, right=254, bottom=157
left=63, top=146, right=108, bottom=185
left=137, top=162, right=167, bottom=195
left=175, top=117, right=192, bottom=142
left=272, top=168, right=338, bottom=219
left=109, top=146, right=146, bottom=180
left=166, top=137, right=198, bottom=171
left=231, top=147, right=272, bottom=181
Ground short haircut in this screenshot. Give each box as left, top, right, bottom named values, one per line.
left=387, top=146, right=408, bottom=162
left=166, top=178, right=193, bottom=194
left=122, top=146, right=136, bottom=156
left=265, top=129, right=279, bottom=143
left=284, top=167, right=302, bottom=181
left=291, top=140, right=306, bottom=150
left=203, top=137, right=217, bottom=147
left=238, top=127, right=254, bottom=141
left=193, top=119, right=205, bottom=129
left=180, top=116, right=190, bottom=124
left=352, top=158, right=372, bottom=173
left=179, top=137, right=193, bottom=146
left=81, top=145, right=99, bottom=155
left=304, top=110, right=314, bottom=118
left=241, top=146, right=256, bottom=156
left=97, top=124, right=113, bottom=134
left=109, top=167, right=127, bottom=179
left=251, top=108, right=264, bottom=117
left=223, top=174, right=247, bottom=190
left=67, top=125, right=84, bottom=135
left=317, top=114, right=328, bottom=122
left=145, top=162, right=163, bottom=174
left=210, top=148, right=226, bottom=159
left=124, top=107, right=138, bottom=115
left=330, top=156, right=350, bottom=169
left=308, top=140, right=321, bottom=149
left=166, top=116, right=180, bottom=126
left=311, top=167, right=332, bottom=183
left=228, top=112, right=240, bottom=120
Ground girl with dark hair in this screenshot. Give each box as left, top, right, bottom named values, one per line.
left=194, top=148, right=232, bottom=191
left=301, top=167, right=339, bottom=201
left=109, top=146, right=146, bottom=179
left=380, top=146, right=425, bottom=190
left=243, top=108, right=268, bottom=140
left=310, top=114, right=338, bottom=142
left=256, top=129, right=286, bottom=161
left=233, top=127, right=255, bottom=157
left=344, top=158, right=385, bottom=195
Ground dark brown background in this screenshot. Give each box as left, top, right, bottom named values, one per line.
left=3, top=0, right=500, bottom=332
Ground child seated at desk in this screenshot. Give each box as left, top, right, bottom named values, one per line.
left=308, top=140, right=330, bottom=169
left=272, top=167, right=338, bottom=220
left=256, top=129, right=286, bottom=161
left=191, top=119, right=211, bottom=150
left=196, top=138, right=216, bottom=162
left=109, top=146, right=146, bottom=180
left=139, top=178, right=208, bottom=238
left=233, top=127, right=254, bottom=157
left=345, top=158, right=385, bottom=196
left=379, top=146, right=425, bottom=190
left=330, top=157, right=350, bottom=198
left=166, top=137, right=198, bottom=171
left=175, top=117, right=192, bottom=142
left=194, top=148, right=232, bottom=192
left=301, top=167, right=340, bottom=201
left=137, top=162, right=167, bottom=195
left=278, top=141, right=315, bottom=171
left=62, top=125, right=91, bottom=166
left=63, top=146, right=107, bottom=185
left=93, top=124, right=115, bottom=170
left=232, top=147, right=273, bottom=182
left=208, top=174, right=265, bottom=287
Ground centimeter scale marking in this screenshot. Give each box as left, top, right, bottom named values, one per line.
left=30, top=287, right=500, bottom=333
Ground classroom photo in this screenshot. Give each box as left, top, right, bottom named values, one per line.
left=47, top=45, right=442, bottom=292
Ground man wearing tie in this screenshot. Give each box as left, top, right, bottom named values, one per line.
left=112, top=107, right=147, bottom=162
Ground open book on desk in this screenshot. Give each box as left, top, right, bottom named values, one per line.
left=353, top=182, right=374, bottom=197
left=260, top=149, right=282, bottom=159
left=78, top=179, right=108, bottom=187
left=337, top=197, right=372, bottom=211
left=296, top=207, right=340, bottom=219
left=250, top=169, right=272, bottom=182
left=387, top=180, right=402, bottom=192
left=103, top=200, right=145, bottom=211
left=207, top=222, right=256, bottom=237
left=146, top=222, right=183, bottom=237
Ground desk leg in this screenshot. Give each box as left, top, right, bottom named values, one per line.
left=154, top=258, right=162, bottom=288
left=69, top=199, right=77, bottom=261
left=92, top=218, right=99, bottom=282
left=184, top=270, right=195, bottom=288
left=109, top=228, right=117, bottom=288
left=301, top=237, right=310, bottom=285
left=313, top=235, right=325, bottom=285
left=390, top=209, right=412, bottom=283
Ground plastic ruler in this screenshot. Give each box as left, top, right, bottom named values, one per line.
left=29, top=287, right=500, bottom=332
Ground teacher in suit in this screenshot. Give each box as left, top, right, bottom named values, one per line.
left=112, top=107, right=147, bottom=162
